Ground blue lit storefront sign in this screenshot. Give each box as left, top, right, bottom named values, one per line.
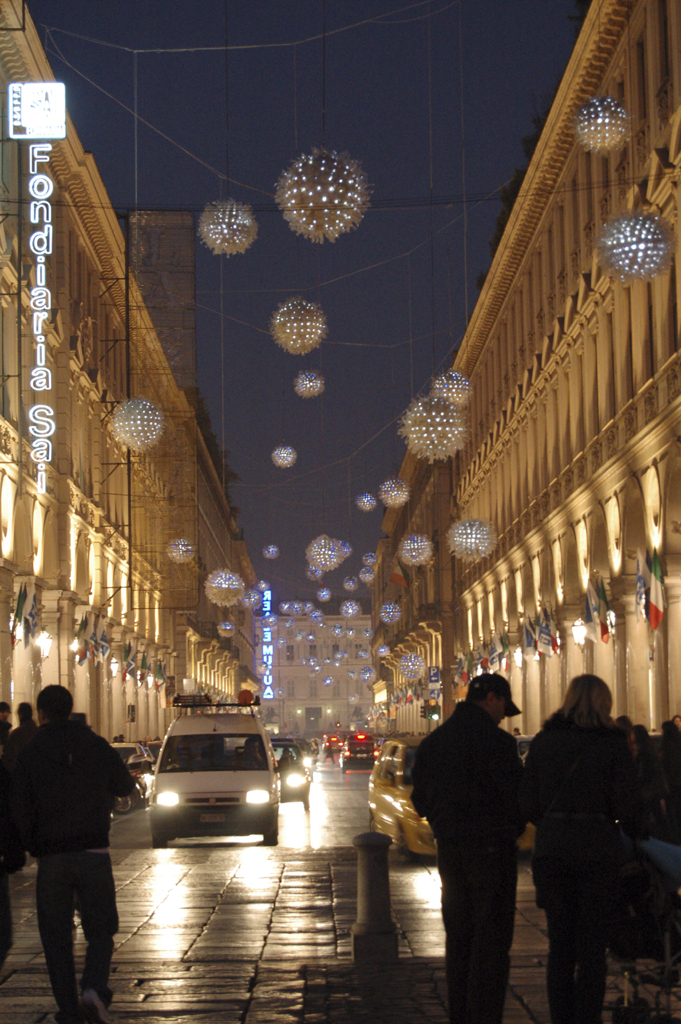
left=260, top=589, right=274, bottom=699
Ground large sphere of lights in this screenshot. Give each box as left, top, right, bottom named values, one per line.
left=447, top=518, right=497, bottom=561
left=399, top=652, right=426, bottom=680
left=291, top=601, right=304, bottom=615
left=343, top=576, right=359, bottom=592
left=204, top=569, right=245, bottom=607
left=217, top=621, right=236, bottom=638
left=597, top=213, right=674, bottom=283
left=294, top=370, right=325, bottom=398
left=362, top=553, right=377, bottom=567
left=379, top=602, right=401, bottom=625
left=399, top=396, right=468, bottom=463
left=355, top=493, right=377, bottom=512
left=198, top=198, right=258, bottom=256
left=111, top=398, right=164, bottom=453
left=340, top=600, right=361, bottom=619
left=306, top=564, right=323, bottom=581
left=378, top=477, right=410, bottom=508
left=270, top=296, right=327, bottom=355
left=398, top=534, right=434, bottom=566
left=275, top=146, right=371, bottom=244
left=241, top=588, right=263, bottom=610
left=310, top=609, right=324, bottom=624
left=345, top=626, right=356, bottom=639
left=377, top=644, right=390, bottom=657
left=263, top=545, right=279, bottom=560
left=262, top=614, right=278, bottom=629
left=359, top=567, right=375, bottom=584
left=279, top=602, right=291, bottom=614
left=331, top=623, right=344, bottom=637
left=361, top=667, right=376, bottom=684
left=574, top=95, right=629, bottom=153
left=357, top=649, right=369, bottom=660
left=317, top=588, right=331, bottom=602
left=271, top=444, right=297, bottom=468
left=256, top=580, right=270, bottom=592
left=166, top=538, right=195, bottom=564
left=430, top=370, right=470, bottom=408
left=304, top=602, right=315, bottom=612
left=306, top=534, right=343, bottom=570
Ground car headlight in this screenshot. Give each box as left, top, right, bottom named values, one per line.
left=286, top=773, right=305, bottom=788
left=156, top=791, right=179, bottom=807
left=303, top=756, right=312, bottom=767
left=246, top=789, right=270, bottom=804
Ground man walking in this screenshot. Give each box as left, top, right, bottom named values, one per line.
left=11, top=685, right=134, bottom=1024
left=411, top=673, right=524, bottom=1024
left=3, top=702, right=38, bottom=772
left=0, top=702, right=11, bottom=751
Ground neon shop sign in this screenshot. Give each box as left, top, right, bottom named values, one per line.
left=260, top=589, right=274, bottom=700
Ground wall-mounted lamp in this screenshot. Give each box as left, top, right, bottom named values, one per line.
left=513, top=646, right=523, bottom=669
left=37, top=631, right=52, bottom=660
left=70, top=638, right=79, bottom=653
left=110, top=657, right=119, bottom=677
left=572, top=618, right=586, bottom=647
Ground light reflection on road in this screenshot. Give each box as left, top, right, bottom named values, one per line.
left=278, top=762, right=371, bottom=848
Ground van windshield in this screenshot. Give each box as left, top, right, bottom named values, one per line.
left=158, top=734, right=268, bottom=773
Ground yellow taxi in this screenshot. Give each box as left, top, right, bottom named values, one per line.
left=368, top=736, right=436, bottom=859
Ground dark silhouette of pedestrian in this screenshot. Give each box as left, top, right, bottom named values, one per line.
left=520, top=675, right=647, bottom=1024
left=0, top=758, right=24, bottom=970
left=411, top=673, right=524, bottom=1024
left=3, top=702, right=38, bottom=772
left=0, top=703, right=10, bottom=752
left=11, top=685, right=134, bottom=1024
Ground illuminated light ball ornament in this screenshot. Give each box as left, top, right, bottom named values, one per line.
left=345, top=627, right=356, bottom=638
left=331, top=623, right=344, bottom=637
left=306, top=534, right=343, bottom=570
left=306, top=564, right=324, bottom=581
left=430, top=370, right=471, bottom=409
left=379, top=602, right=402, bottom=625
left=270, top=296, right=327, bottom=355
left=310, top=609, right=324, bottom=624
left=317, top=588, right=332, bottom=602
left=204, top=569, right=245, bottom=607
left=306, top=632, right=316, bottom=642
left=292, top=601, right=304, bottom=615
left=295, top=630, right=306, bottom=641
left=573, top=95, right=629, bottom=153
left=217, top=621, right=236, bottom=638
left=343, top=576, right=359, bottom=592
left=241, top=588, right=263, bottom=611
left=399, top=652, right=426, bottom=680
left=447, top=518, right=497, bottom=562
left=348, top=693, right=358, bottom=704
left=263, top=545, right=279, bottom=560
left=378, top=477, right=410, bottom=509
left=357, top=649, right=369, bottom=660
left=398, top=534, right=434, bottom=567
left=198, top=198, right=258, bottom=256
left=275, top=146, right=371, bottom=244
left=276, top=636, right=288, bottom=648
left=256, top=580, right=270, bottom=593
left=323, top=676, right=334, bottom=687
left=285, top=618, right=296, bottom=630
left=166, top=537, right=195, bottom=564
left=399, top=395, right=469, bottom=463
left=597, top=213, right=674, bottom=283
left=262, top=614, right=279, bottom=629
left=271, top=444, right=297, bottom=468
left=359, top=567, right=375, bottom=585
left=362, top=628, right=372, bottom=639
left=276, top=687, right=285, bottom=698
left=339, top=541, right=353, bottom=562
left=355, top=493, right=377, bottom=512
left=362, top=553, right=377, bottom=567
left=361, top=667, right=376, bottom=684
left=347, top=668, right=357, bottom=680
left=340, top=600, right=362, bottom=619
left=294, top=370, right=325, bottom=398
left=377, top=644, right=390, bottom=657
left=111, top=398, right=164, bottom=453
left=279, top=601, right=291, bottom=614
left=256, top=662, right=268, bottom=676
left=304, top=602, right=315, bottom=613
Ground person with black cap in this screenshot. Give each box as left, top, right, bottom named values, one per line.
left=411, top=672, right=524, bottom=1024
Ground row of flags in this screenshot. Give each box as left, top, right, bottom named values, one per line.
left=123, top=638, right=167, bottom=690
left=75, top=612, right=110, bottom=664
left=454, top=631, right=512, bottom=684
left=636, top=548, right=665, bottom=630
left=11, top=582, right=39, bottom=648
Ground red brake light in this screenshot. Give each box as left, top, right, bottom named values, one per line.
left=356, top=734, right=366, bottom=740
left=330, top=736, right=337, bottom=742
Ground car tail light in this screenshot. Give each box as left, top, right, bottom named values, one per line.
left=374, top=750, right=379, bottom=758
left=356, top=734, right=366, bottom=740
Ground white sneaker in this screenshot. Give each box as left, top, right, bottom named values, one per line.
left=81, top=988, right=110, bottom=1024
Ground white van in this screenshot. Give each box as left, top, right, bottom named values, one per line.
left=148, top=707, right=280, bottom=847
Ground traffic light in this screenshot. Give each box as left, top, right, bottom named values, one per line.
left=428, top=703, right=441, bottom=721
left=420, top=705, right=428, bottom=719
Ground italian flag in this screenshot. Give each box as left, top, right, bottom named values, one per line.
left=649, top=549, right=665, bottom=631
left=390, top=564, right=409, bottom=588
left=598, top=578, right=611, bottom=643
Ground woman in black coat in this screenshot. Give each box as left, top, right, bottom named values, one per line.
left=520, top=675, right=647, bottom=1024
left=630, top=724, right=671, bottom=841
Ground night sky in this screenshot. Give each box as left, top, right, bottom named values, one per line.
left=26, top=0, right=578, bottom=607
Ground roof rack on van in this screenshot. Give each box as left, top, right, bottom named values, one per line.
left=171, top=694, right=261, bottom=710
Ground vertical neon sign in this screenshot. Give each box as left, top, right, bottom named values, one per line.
left=260, top=589, right=274, bottom=700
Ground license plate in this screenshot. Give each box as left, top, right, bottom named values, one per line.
left=199, top=812, right=225, bottom=823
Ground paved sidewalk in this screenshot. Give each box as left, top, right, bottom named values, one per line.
left=0, top=846, right=668, bottom=1023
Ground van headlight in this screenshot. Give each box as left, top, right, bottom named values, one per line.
left=286, top=773, right=305, bottom=788
left=303, top=756, right=312, bottom=767
left=156, top=791, right=179, bottom=806
left=246, top=789, right=270, bottom=804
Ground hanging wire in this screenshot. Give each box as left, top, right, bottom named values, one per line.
left=427, top=2, right=437, bottom=375
left=321, top=0, right=327, bottom=146
left=457, top=0, right=468, bottom=325
left=293, top=42, right=299, bottom=152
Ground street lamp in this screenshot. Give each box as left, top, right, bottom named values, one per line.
left=37, top=631, right=52, bottom=660
left=513, top=647, right=523, bottom=669
left=110, top=657, right=119, bottom=676
left=572, top=618, right=587, bottom=647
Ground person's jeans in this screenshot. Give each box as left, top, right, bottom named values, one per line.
left=533, top=857, right=618, bottom=1024
left=0, top=874, right=12, bottom=970
left=36, top=851, right=118, bottom=1024
left=438, top=837, right=518, bottom=1024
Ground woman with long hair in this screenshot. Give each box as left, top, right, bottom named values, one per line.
left=520, top=675, right=646, bottom=1024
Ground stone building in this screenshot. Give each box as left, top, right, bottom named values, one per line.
left=452, top=0, right=681, bottom=734
left=0, top=4, right=255, bottom=739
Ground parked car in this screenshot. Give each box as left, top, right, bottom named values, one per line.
left=270, top=740, right=312, bottom=810
left=339, top=733, right=378, bottom=772
left=368, top=737, right=435, bottom=859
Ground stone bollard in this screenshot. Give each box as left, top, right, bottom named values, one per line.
left=351, top=831, right=398, bottom=963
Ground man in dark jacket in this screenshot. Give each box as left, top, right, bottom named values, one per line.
left=11, top=685, right=134, bottom=1024
left=411, top=673, right=524, bottom=1024
left=0, top=758, right=25, bottom=970
left=3, top=701, right=38, bottom=772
